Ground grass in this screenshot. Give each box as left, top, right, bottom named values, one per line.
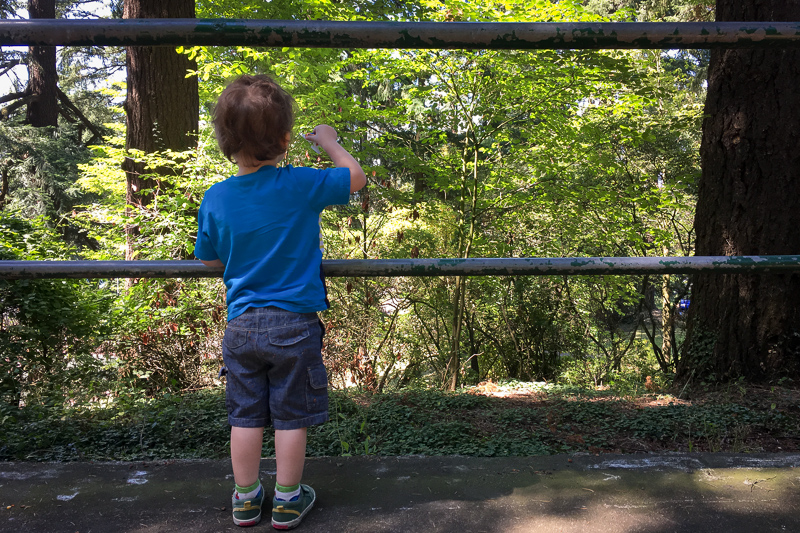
left=1, top=381, right=798, bottom=461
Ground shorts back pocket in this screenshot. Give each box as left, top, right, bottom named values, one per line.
left=268, top=323, right=310, bottom=347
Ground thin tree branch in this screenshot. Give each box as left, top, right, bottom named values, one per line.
left=0, top=89, right=31, bottom=105
left=0, top=59, right=23, bottom=78
left=56, top=87, right=106, bottom=143
left=1, top=94, right=38, bottom=119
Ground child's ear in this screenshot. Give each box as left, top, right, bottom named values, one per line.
left=282, top=132, right=291, bottom=149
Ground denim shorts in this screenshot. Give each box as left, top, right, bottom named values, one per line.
left=222, top=306, right=329, bottom=430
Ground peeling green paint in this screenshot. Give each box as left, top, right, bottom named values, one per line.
left=720, top=256, right=758, bottom=265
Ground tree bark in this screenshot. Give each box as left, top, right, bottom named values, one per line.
left=26, top=0, right=58, bottom=127
left=680, top=0, right=800, bottom=381
left=123, top=0, right=198, bottom=260
left=660, top=274, right=675, bottom=369
left=0, top=166, right=8, bottom=210
left=446, top=274, right=465, bottom=390
left=444, top=143, right=480, bottom=391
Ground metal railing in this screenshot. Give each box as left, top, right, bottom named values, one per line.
left=0, top=20, right=799, bottom=49
left=1, top=256, right=799, bottom=280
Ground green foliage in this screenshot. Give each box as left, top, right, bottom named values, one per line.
left=0, top=214, right=113, bottom=408
left=77, top=135, right=231, bottom=392
left=0, top=388, right=229, bottom=461
left=0, top=121, right=98, bottom=228
left=77, top=128, right=232, bottom=259
left=585, top=0, right=714, bottom=22
left=4, top=384, right=797, bottom=461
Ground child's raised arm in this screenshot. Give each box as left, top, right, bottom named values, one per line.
left=304, top=125, right=366, bottom=193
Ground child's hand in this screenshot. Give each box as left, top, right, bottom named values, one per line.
left=304, top=125, right=338, bottom=150
left=305, top=124, right=366, bottom=193
left=300, top=133, right=321, bottom=154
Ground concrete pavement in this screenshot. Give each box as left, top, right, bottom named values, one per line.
left=2, top=453, right=799, bottom=532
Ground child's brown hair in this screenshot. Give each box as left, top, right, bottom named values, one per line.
left=212, top=74, right=295, bottom=166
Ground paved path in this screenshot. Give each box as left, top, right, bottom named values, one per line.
left=2, top=453, right=799, bottom=532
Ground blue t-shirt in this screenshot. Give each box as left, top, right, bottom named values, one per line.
left=195, top=164, right=351, bottom=321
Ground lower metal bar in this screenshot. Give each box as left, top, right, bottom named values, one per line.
left=0, top=256, right=798, bottom=280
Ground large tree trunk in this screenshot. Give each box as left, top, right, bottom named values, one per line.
left=680, top=0, right=800, bottom=381
left=123, top=0, right=198, bottom=260
left=26, top=0, right=58, bottom=127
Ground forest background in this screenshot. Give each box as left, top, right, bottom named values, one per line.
left=4, top=0, right=798, bottom=460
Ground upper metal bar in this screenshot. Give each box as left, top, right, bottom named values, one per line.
left=1, top=256, right=798, bottom=280
left=1, top=20, right=800, bottom=49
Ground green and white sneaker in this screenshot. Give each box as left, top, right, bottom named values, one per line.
left=232, top=487, right=265, bottom=527
left=271, top=484, right=316, bottom=530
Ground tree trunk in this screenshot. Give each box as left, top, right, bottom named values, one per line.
left=660, top=274, right=674, bottom=369
left=680, top=0, right=800, bottom=381
left=0, top=166, right=8, bottom=210
left=444, top=145, right=480, bottom=391
left=123, top=0, right=198, bottom=260
left=446, top=275, right=465, bottom=390
left=468, top=314, right=480, bottom=379
left=26, top=0, right=58, bottom=127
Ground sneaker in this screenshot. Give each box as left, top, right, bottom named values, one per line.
left=232, top=487, right=265, bottom=527
left=271, top=484, right=316, bottom=530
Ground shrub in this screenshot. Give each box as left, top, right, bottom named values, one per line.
left=0, top=214, right=112, bottom=408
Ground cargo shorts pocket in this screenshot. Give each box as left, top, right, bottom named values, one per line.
left=306, top=364, right=329, bottom=413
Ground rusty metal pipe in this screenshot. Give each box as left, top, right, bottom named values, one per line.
left=1, top=20, right=799, bottom=49
left=0, top=256, right=798, bottom=280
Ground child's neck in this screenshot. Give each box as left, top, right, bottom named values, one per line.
left=236, top=154, right=284, bottom=176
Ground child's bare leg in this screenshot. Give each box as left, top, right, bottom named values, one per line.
left=230, top=426, right=264, bottom=487
left=271, top=427, right=314, bottom=529
left=274, top=428, right=307, bottom=487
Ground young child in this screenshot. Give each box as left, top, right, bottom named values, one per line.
left=195, top=74, right=366, bottom=529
